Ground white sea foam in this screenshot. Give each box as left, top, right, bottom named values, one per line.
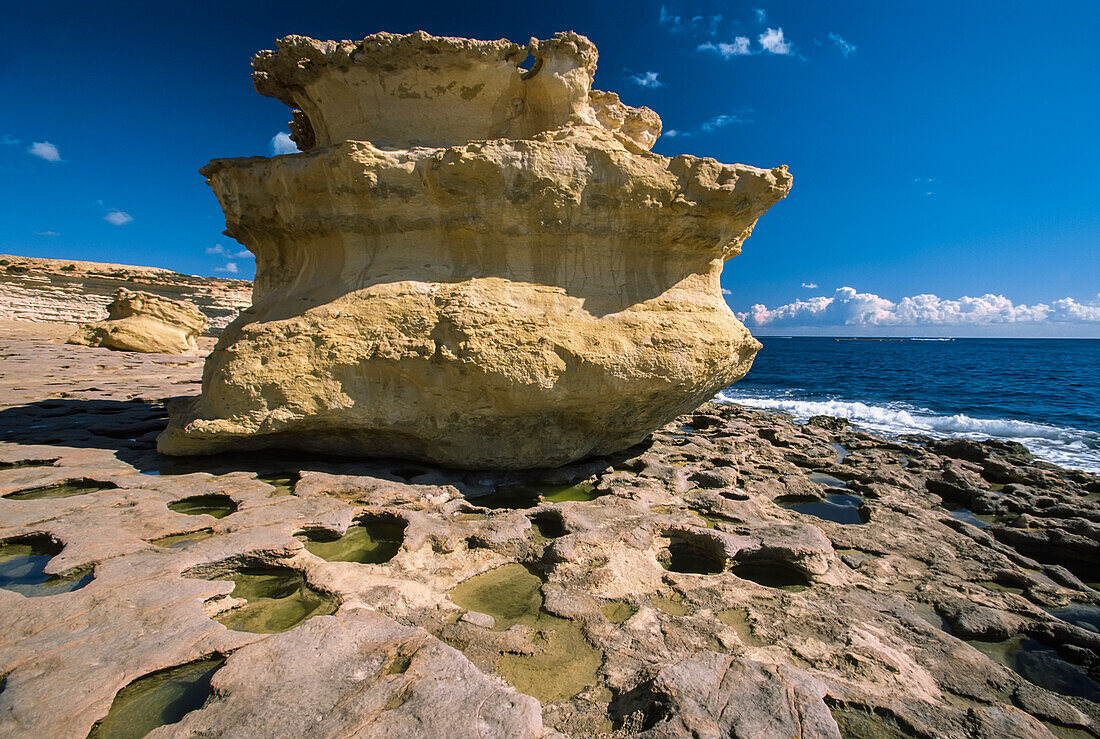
left=715, top=391, right=1100, bottom=473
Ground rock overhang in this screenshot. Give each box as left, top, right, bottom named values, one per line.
left=251, top=30, right=660, bottom=152
left=158, top=30, right=792, bottom=469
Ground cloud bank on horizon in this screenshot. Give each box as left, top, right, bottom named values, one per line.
left=737, top=287, right=1100, bottom=328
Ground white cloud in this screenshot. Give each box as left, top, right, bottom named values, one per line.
left=722, top=288, right=732, bottom=296
left=28, top=141, right=62, bottom=162
left=628, top=71, right=664, bottom=89
left=684, top=13, right=722, bottom=35
left=754, top=8, right=766, bottom=24
left=2, top=134, right=20, bottom=145
left=828, top=32, right=856, bottom=57
left=103, top=210, right=133, bottom=226
left=659, top=5, right=684, bottom=31
left=801, top=282, right=818, bottom=289
left=701, top=113, right=744, bottom=131
left=758, top=27, right=792, bottom=55
left=1048, top=297, right=1100, bottom=322
left=698, top=37, right=752, bottom=58
left=737, top=287, right=1100, bottom=328
left=270, top=132, right=299, bottom=156
left=206, top=243, right=251, bottom=259
left=663, top=129, right=688, bottom=138
left=215, top=262, right=240, bottom=274
left=33, top=230, right=60, bottom=236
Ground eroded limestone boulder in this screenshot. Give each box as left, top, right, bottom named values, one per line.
left=68, top=288, right=208, bottom=354
left=157, top=31, right=792, bottom=468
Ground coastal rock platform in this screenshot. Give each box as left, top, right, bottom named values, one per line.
left=1, top=323, right=1098, bottom=737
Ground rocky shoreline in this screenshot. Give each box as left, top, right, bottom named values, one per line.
left=1, top=321, right=1098, bottom=737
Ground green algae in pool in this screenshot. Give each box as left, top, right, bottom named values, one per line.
left=977, top=580, right=1024, bottom=596
left=296, top=518, right=405, bottom=564
left=969, top=635, right=1100, bottom=702
left=540, top=482, right=599, bottom=503
left=777, top=493, right=869, bottom=525
left=470, top=482, right=600, bottom=509
left=651, top=591, right=689, bottom=616
left=449, top=563, right=602, bottom=702
left=697, top=511, right=743, bottom=528
left=0, top=534, right=92, bottom=597
left=214, top=567, right=336, bottom=633
left=4, top=478, right=118, bottom=500
left=168, top=495, right=237, bottom=519
left=453, top=511, right=488, bottom=521
left=88, top=656, right=225, bottom=739
left=717, top=608, right=766, bottom=646
left=0, top=458, right=57, bottom=469
left=601, top=600, right=636, bottom=624
left=947, top=508, right=996, bottom=529
left=257, top=473, right=297, bottom=496
left=150, top=529, right=215, bottom=548
left=826, top=700, right=912, bottom=739
left=730, top=561, right=810, bottom=592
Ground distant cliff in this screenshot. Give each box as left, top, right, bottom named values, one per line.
left=0, top=254, right=252, bottom=332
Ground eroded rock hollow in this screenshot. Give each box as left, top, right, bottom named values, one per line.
left=157, top=31, right=792, bottom=468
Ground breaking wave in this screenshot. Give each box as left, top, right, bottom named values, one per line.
left=715, top=390, right=1100, bottom=473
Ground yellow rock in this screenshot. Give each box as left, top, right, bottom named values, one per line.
left=158, top=30, right=792, bottom=469
left=68, top=288, right=208, bottom=354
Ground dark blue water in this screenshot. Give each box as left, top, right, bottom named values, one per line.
left=718, top=338, right=1100, bottom=471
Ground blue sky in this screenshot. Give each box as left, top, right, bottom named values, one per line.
left=2, top=1, right=1098, bottom=336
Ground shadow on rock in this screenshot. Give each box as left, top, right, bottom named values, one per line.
left=0, top=398, right=653, bottom=486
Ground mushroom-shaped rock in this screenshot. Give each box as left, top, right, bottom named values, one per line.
left=157, top=30, right=792, bottom=469
left=68, top=289, right=208, bottom=354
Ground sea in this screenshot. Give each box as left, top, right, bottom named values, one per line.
left=717, top=337, right=1100, bottom=473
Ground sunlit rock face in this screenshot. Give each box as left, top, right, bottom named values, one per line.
left=68, top=288, right=208, bottom=354
left=157, top=30, right=792, bottom=469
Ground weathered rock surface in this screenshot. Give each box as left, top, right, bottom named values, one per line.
left=67, top=288, right=209, bottom=354
left=632, top=654, right=841, bottom=738
left=0, top=254, right=251, bottom=331
left=157, top=31, right=792, bottom=468
left=161, top=610, right=554, bottom=738
left=2, top=324, right=1098, bottom=737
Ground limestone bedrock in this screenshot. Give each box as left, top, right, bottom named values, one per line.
left=68, top=288, right=209, bottom=355
left=157, top=30, right=792, bottom=469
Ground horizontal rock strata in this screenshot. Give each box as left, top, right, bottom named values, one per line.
left=0, top=254, right=252, bottom=332
left=159, top=31, right=792, bottom=468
